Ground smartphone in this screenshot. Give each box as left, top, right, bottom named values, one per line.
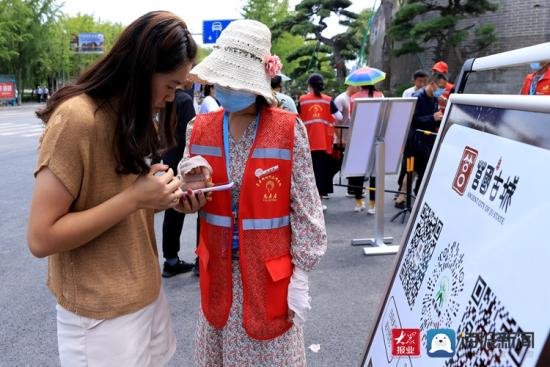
left=191, top=182, right=234, bottom=195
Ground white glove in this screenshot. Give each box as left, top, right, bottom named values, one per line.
left=287, top=267, right=311, bottom=327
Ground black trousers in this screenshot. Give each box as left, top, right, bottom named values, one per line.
left=347, top=176, right=376, bottom=201
left=162, top=208, right=185, bottom=260
left=311, top=151, right=333, bottom=195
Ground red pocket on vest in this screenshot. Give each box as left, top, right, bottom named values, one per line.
left=265, top=254, right=293, bottom=319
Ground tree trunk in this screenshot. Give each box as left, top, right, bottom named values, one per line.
left=333, top=47, right=346, bottom=87
left=380, top=0, right=394, bottom=91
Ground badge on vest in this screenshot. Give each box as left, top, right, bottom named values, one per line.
left=255, top=165, right=279, bottom=178
left=255, top=165, right=282, bottom=202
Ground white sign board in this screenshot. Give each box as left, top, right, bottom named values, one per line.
left=342, top=98, right=383, bottom=177
left=342, top=98, right=415, bottom=177
left=382, top=98, right=416, bottom=174
left=361, top=94, right=550, bottom=367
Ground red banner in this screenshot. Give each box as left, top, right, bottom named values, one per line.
left=0, top=82, right=15, bottom=99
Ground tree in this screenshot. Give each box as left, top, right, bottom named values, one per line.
left=389, top=0, right=498, bottom=65
left=275, top=0, right=363, bottom=86
left=241, top=0, right=289, bottom=28
left=0, top=0, right=61, bottom=103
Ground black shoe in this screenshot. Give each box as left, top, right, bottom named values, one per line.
left=162, top=260, right=194, bottom=278
left=395, top=201, right=406, bottom=209
left=192, top=257, right=200, bottom=277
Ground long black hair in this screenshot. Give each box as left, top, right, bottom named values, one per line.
left=307, top=73, right=324, bottom=97
left=37, top=11, right=198, bottom=174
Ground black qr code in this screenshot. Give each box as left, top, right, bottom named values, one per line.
left=399, top=202, right=443, bottom=308
left=445, top=276, right=528, bottom=367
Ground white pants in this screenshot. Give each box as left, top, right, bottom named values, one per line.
left=56, top=287, right=176, bottom=367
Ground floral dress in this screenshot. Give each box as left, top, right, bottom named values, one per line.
left=184, top=114, right=327, bottom=367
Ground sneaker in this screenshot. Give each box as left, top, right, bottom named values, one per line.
left=367, top=207, right=376, bottom=215
left=345, top=192, right=355, bottom=198
left=321, top=194, right=330, bottom=200
left=322, top=204, right=328, bottom=211
left=162, top=260, right=194, bottom=278
left=354, top=199, right=365, bottom=212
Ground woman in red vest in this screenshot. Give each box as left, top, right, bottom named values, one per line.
left=181, top=20, right=327, bottom=366
left=298, top=74, right=342, bottom=209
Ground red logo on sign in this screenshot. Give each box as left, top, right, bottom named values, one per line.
left=391, top=328, right=421, bottom=356
left=452, top=146, right=478, bottom=196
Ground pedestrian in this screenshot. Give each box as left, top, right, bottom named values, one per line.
left=28, top=11, right=203, bottom=366
left=44, top=86, right=49, bottom=102
left=333, top=85, right=359, bottom=196
left=298, top=73, right=342, bottom=208
left=431, top=61, right=454, bottom=111
left=520, top=61, right=550, bottom=95
left=37, top=86, right=43, bottom=103
left=199, top=84, right=220, bottom=113
left=271, top=74, right=298, bottom=113
left=184, top=19, right=327, bottom=366
left=160, top=88, right=197, bottom=278
left=407, top=74, right=443, bottom=195
left=402, top=69, right=428, bottom=97
left=349, top=84, right=384, bottom=213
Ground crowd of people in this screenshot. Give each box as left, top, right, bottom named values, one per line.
left=26, top=9, right=549, bottom=367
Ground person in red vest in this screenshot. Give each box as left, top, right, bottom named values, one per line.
left=182, top=20, right=327, bottom=366
left=432, top=61, right=455, bottom=111
left=520, top=61, right=550, bottom=95
left=298, top=73, right=342, bottom=209
left=349, top=84, right=384, bottom=214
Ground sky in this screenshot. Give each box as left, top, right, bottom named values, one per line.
left=61, top=0, right=378, bottom=45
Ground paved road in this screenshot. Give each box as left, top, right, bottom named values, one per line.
left=0, top=104, right=411, bottom=366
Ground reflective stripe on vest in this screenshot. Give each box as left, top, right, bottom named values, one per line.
left=242, top=215, right=290, bottom=230
left=302, top=118, right=332, bottom=126
left=251, top=148, right=291, bottom=160
left=199, top=211, right=232, bottom=228
left=300, top=99, right=331, bottom=106
left=190, top=144, right=222, bottom=157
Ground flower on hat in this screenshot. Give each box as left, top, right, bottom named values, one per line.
left=264, top=54, right=283, bottom=77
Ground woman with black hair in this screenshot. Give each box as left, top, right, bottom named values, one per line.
left=298, top=73, right=342, bottom=209
left=28, top=11, right=204, bottom=365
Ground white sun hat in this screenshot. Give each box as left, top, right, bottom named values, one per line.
left=188, top=19, right=282, bottom=104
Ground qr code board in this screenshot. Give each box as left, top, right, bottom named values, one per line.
left=399, top=202, right=444, bottom=308
left=445, top=276, right=528, bottom=366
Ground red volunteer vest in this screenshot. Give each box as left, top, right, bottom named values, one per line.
left=299, top=93, right=335, bottom=154
left=438, top=82, right=454, bottom=111
left=189, top=107, right=295, bottom=340
left=520, top=69, right=550, bottom=95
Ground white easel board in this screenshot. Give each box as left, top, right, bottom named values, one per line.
left=361, top=94, right=550, bottom=367
left=342, top=98, right=415, bottom=177
left=341, top=98, right=383, bottom=177
left=381, top=98, right=416, bottom=174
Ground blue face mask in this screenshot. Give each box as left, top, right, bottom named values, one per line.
left=434, top=87, right=445, bottom=98
left=214, top=85, right=256, bottom=112
left=530, top=63, right=541, bottom=71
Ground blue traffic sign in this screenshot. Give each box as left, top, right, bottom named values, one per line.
left=202, top=19, right=234, bottom=44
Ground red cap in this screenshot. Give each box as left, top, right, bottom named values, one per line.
left=432, top=61, right=449, bottom=74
